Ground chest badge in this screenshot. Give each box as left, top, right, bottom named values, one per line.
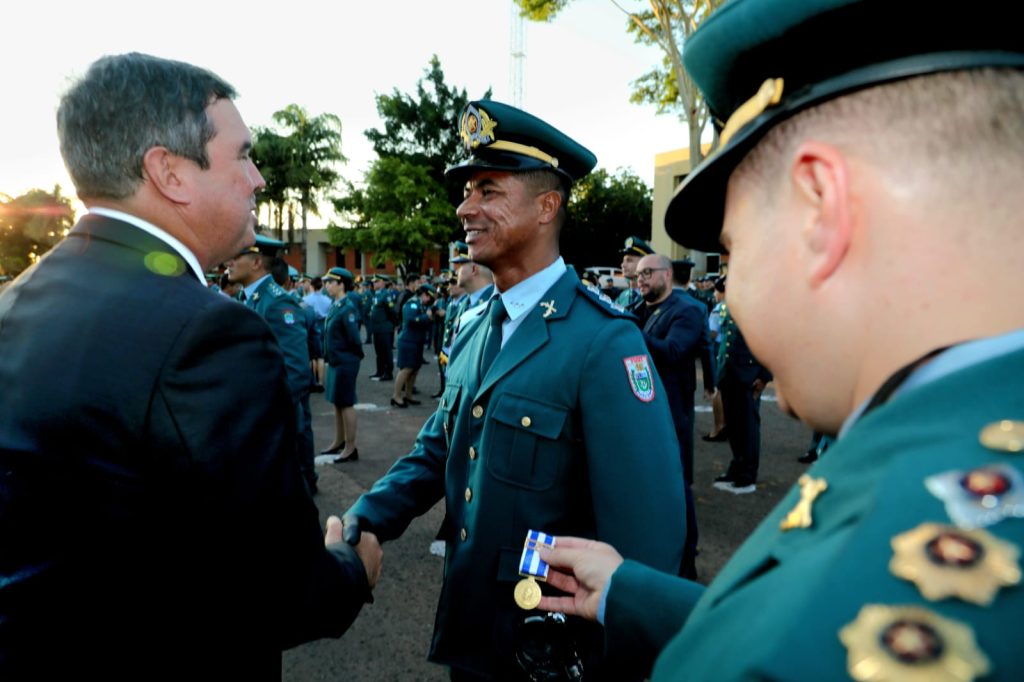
left=780, top=474, right=828, bottom=531
left=889, top=522, right=1021, bottom=605
left=925, top=463, right=1024, bottom=529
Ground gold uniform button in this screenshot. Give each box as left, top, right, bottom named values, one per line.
left=472, top=405, right=484, bottom=419
left=465, top=487, right=473, bottom=502
left=979, top=420, right=1024, bottom=453
left=460, top=528, right=468, bottom=541
left=469, top=446, right=477, bottom=460
left=521, top=416, right=532, bottom=428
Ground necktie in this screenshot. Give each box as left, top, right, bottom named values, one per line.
left=478, top=296, right=507, bottom=378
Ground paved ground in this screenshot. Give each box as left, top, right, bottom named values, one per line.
left=283, top=341, right=814, bottom=680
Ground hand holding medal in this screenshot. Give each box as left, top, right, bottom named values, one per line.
left=516, top=530, right=556, bottom=610
left=519, top=534, right=624, bottom=622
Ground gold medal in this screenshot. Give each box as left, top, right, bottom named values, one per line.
left=979, top=420, right=1024, bottom=453
left=840, top=604, right=990, bottom=682
left=780, top=474, right=828, bottom=531
left=514, top=576, right=542, bottom=610
left=890, top=522, right=1021, bottom=605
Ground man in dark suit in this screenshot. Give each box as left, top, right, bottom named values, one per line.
left=0, top=53, right=379, bottom=679
left=343, top=99, right=685, bottom=681
left=636, top=253, right=715, bottom=579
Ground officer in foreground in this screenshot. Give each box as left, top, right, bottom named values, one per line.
left=534, top=1, right=1024, bottom=679
left=344, top=100, right=685, bottom=680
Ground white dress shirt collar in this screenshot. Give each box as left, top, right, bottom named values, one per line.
left=88, top=207, right=205, bottom=285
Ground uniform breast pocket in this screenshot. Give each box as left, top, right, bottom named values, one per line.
left=486, top=393, right=569, bottom=491
left=438, top=383, right=462, bottom=445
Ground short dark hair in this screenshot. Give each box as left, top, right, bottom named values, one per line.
left=311, top=277, right=323, bottom=290
left=57, top=52, right=236, bottom=200
left=519, top=169, right=569, bottom=229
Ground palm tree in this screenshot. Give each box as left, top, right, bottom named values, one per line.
left=271, top=105, right=346, bottom=272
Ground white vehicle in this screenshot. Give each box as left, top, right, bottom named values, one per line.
left=583, top=266, right=628, bottom=290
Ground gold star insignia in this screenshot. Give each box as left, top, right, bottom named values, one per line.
left=840, top=604, right=991, bottom=682
left=890, top=522, right=1021, bottom=605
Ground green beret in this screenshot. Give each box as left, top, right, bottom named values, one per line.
left=446, top=100, right=597, bottom=187
left=665, top=0, right=1024, bottom=253
left=620, top=236, right=654, bottom=257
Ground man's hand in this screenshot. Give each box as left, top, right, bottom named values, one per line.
left=535, top=537, right=624, bottom=622
left=328, top=515, right=383, bottom=589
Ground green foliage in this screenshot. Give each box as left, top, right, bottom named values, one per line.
left=271, top=104, right=346, bottom=208
left=331, top=56, right=490, bottom=270
left=0, top=187, right=75, bottom=276
left=561, top=168, right=652, bottom=269
left=516, top=0, right=572, bottom=20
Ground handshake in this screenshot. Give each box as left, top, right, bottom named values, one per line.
left=324, top=514, right=383, bottom=589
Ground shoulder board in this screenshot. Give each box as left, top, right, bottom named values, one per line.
left=266, top=282, right=287, bottom=298
left=576, top=282, right=634, bottom=318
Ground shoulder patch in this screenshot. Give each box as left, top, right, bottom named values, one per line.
left=624, top=355, right=655, bottom=402
left=283, top=309, right=296, bottom=325
left=576, top=282, right=634, bottom=318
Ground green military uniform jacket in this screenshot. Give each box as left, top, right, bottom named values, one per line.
left=368, top=289, right=399, bottom=333
left=247, top=277, right=310, bottom=403
left=323, top=296, right=363, bottom=364
left=604, top=344, right=1024, bottom=681
left=349, top=268, right=685, bottom=678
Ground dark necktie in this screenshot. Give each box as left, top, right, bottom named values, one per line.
left=478, top=296, right=508, bottom=378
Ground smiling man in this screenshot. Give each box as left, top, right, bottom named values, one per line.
left=0, top=53, right=379, bottom=678
left=344, top=100, right=686, bottom=680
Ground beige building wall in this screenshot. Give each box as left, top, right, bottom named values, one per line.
left=651, top=144, right=723, bottom=276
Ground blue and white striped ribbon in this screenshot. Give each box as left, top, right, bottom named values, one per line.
left=519, top=529, right=556, bottom=580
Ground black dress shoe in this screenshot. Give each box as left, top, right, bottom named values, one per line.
left=333, top=449, right=359, bottom=463
left=430, top=392, right=444, bottom=399
left=797, top=450, right=819, bottom=464
left=310, top=384, right=325, bottom=393
left=390, top=398, right=408, bottom=408
left=320, top=443, right=344, bottom=455
left=406, top=398, right=422, bottom=406
left=379, top=375, right=393, bottom=382
left=702, top=429, right=729, bottom=442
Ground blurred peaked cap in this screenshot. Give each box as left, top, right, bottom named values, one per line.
left=450, top=240, right=472, bottom=264
left=418, top=283, right=437, bottom=296
left=445, top=100, right=597, bottom=187
left=580, top=270, right=600, bottom=285
left=672, top=259, right=696, bottom=281
left=237, top=233, right=286, bottom=257
left=323, top=267, right=353, bottom=282
left=665, top=0, right=1024, bottom=254
left=620, top=236, right=654, bottom=257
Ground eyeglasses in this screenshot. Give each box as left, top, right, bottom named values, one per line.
left=636, top=267, right=669, bottom=280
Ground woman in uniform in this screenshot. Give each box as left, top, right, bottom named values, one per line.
left=320, top=267, right=363, bottom=462
left=391, top=284, right=435, bottom=408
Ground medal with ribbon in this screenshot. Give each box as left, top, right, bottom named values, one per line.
left=515, top=530, right=555, bottom=610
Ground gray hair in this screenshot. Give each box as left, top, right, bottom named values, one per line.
left=57, top=52, right=237, bottom=200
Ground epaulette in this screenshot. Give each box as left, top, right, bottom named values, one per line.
left=266, top=281, right=288, bottom=299
left=575, top=282, right=635, bottom=319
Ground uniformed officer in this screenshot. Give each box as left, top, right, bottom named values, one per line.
left=615, top=235, right=654, bottom=312
left=439, top=241, right=494, bottom=375
left=368, top=274, right=399, bottom=381
left=391, top=283, right=436, bottom=408
left=225, top=234, right=316, bottom=493
left=528, top=1, right=1024, bottom=680
left=321, top=267, right=363, bottom=463
left=343, top=99, right=685, bottom=680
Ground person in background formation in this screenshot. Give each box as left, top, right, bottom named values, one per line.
left=219, top=271, right=242, bottom=299
left=320, top=267, right=363, bottom=463
left=346, top=274, right=365, bottom=347
left=368, top=274, right=399, bottom=381
left=528, top=2, right=1024, bottom=679
left=439, top=240, right=494, bottom=374
left=343, top=99, right=685, bottom=681
left=702, top=276, right=729, bottom=443
left=615, top=235, right=654, bottom=312
left=391, top=283, right=436, bottom=408
left=225, top=235, right=318, bottom=494
left=303, top=274, right=332, bottom=319
left=0, top=52, right=379, bottom=679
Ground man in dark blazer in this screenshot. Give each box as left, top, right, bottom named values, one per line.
left=343, top=100, right=685, bottom=681
left=0, top=53, right=379, bottom=679
left=635, top=252, right=715, bottom=579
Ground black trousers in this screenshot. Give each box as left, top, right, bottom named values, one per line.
left=719, top=371, right=763, bottom=484
left=372, top=327, right=394, bottom=377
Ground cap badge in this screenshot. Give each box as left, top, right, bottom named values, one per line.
left=840, top=604, right=990, bottom=682
left=460, top=103, right=498, bottom=152
left=890, top=522, right=1021, bottom=605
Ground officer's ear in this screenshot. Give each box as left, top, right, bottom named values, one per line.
left=789, top=140, right=853, bottom=289
left=143, top=146, right=191, bottom=205
left=535, top=186, right=562, bottom=227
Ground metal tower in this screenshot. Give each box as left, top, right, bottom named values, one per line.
left=509, top=1, right=526, bottom=106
